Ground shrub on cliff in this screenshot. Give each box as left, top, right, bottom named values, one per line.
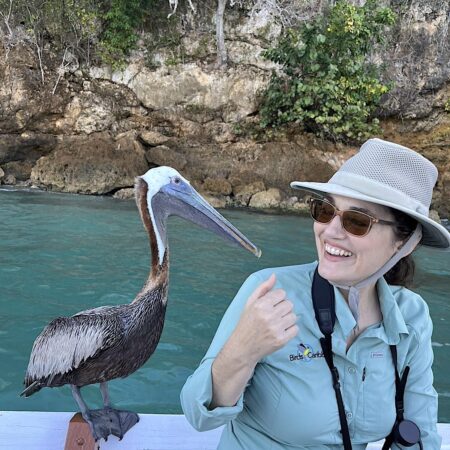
left=99, top=0, right=152, bottom=68
left=259, top=0, right=396, bottom=143
left=0, top=0, right=154, bottom=70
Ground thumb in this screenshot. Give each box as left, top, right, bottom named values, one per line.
left=249, top=273, right=277, bottom=301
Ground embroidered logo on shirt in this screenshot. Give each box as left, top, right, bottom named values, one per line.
left=371, top=351, right=384, bottom=358
left=289, top=343, right=324, bottom=362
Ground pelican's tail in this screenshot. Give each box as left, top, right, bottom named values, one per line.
left=20, top=380, right=43, bottom=397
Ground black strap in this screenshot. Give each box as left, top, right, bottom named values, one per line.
left=312, top=268, right=352, bottom=450
left=312, top=267, right=335, bottom=336
left=312, top=268, right=413, bottom=450
left=382, top=346, right=411, bottom=449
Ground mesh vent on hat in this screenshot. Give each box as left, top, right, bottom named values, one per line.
left=333, top=139, right=438, bottom=210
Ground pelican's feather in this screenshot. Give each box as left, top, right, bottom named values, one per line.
left=25, top=313, right=121, bottom=382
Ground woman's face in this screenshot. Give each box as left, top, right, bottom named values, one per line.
left=313, top=195, right=402, bottom=286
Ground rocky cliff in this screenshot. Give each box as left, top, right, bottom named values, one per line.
left=0, top=0, right=449, bottom=217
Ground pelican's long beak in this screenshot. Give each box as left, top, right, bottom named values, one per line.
left=160, top=182, right=261, bottom=258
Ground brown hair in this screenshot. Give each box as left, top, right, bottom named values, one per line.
left=384, top=209, right=419, bottom=287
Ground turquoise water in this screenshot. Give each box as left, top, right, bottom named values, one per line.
left=0, top=188, right=449, bottom=422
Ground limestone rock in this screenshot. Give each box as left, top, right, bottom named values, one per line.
left=3, top=174, right=16, bottom=185
left=204, top=122, right=236, bottom=144
left=0, top=133, right=57, bottom=165
left=31, top=132, right=148, bottom=194
left=2, top=160, right=34, bottom=181
left=292, top=201, right=309, bottom=213
left=0, top=44, right=70, bottom=133
left=140, top=130, right=170, bottom=146
left=203, top=177, right=233, bottom=196
left=234, top=181, right=266, bottom=206
left=113, top=188, right=135, bottom=200
left=0, top=167, right=4, bottom=181
left=380, top=0, right=450, bottom=121
left=122, top=64, right=270, bottom=122
left=249, top=188, right=282, bottom=209
left=55, top=92, right=112, bottom=135
left=429, top=209, right=441, bottom=224
left=199, top=193, right=227, bottom=209
left=234, top=181, right=266, bottom=196
left=227, top=41, right=277, bottom=71
left=145, top=145, right=187, bottom=171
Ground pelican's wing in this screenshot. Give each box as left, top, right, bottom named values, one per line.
left=24, top=313, right=121, bottom=383
left=74, top=304, right=120, bottom=316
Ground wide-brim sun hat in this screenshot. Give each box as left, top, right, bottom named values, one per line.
left=291, top=138, right=450, bottom=250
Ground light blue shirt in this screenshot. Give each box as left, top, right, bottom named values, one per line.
left=181, top=262, right=441, bottom=449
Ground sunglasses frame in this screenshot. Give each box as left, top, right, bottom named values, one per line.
left=308, top=197, right=397, bottom=237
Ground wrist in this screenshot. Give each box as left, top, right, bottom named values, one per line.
left=225, top=330, right=261, bottom=368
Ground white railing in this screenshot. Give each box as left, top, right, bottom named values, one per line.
left=0, top=411, right=449, bottom=449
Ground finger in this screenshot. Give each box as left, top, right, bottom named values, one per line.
left=249, top=273, right=277, bottom=302
left=281, top=312, right=298, bottom=328
left=268, top=289, right=287, bottom=306
left=273, top=298, right=293, bottom=315
left=284, top=324, right=299, bottom=340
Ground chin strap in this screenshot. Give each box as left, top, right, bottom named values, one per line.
left=331, top=225, right=422, bottom=322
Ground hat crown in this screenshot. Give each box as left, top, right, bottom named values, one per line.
left=330, top=138, right=438, bottom=211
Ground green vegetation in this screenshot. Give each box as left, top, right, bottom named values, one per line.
left=259, top=0, right=396, bottom=143
left=144, top=20, right=184, bottom=69
left=99, top=0, right=144, bottom=68
left=445, top=99, right=450, bottom=113
left=0, top=0, right=157, bottom=69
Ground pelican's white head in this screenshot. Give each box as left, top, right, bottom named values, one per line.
left=136, top=166, right=261, bottom=267
left=140, top=166, right=190, bottom=201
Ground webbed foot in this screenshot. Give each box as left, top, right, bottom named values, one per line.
left=82, top=408, right=115, bottom=441
left=82, top=408, right=139, bottom=441
left=105, top=407, right=140, bottom=440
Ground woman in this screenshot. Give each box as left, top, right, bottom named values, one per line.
left=180, top=138, right=449, bottom=449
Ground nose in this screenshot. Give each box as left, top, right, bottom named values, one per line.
left=323, top=214, right=347, bottom=238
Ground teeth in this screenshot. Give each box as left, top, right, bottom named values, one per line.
left=325, top=243, right=353, bottom=257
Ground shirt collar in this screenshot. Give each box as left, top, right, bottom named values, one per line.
left=333, top=277, right=409, bottom=345
left=334, top=287, right=357, bottom=339
left=376, top=277, right=409, bottom=344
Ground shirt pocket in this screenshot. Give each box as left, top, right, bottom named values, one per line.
left=359, top=351, right=397, bottom=441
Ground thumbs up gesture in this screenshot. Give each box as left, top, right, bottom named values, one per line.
left=209, top=274, right=299, bottom=408
left=233, top=274, right=299, bottom=364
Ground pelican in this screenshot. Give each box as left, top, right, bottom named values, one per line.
left=21, top=166, right=260, bottom=442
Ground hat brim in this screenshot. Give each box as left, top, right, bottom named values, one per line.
left=291, top=181, right=450, bottom=250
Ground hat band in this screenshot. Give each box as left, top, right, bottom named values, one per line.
left=330, top=172, right=429, bottom=216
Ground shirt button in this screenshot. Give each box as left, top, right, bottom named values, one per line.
left=348, top=367, right=356, bottom=374
left=346, top=412, right=353, bottom=419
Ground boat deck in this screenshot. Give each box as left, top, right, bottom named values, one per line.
left=0, top=411, right=449, bottom=449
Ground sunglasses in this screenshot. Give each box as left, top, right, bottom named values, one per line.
left=309, top=198, right=397, bottom=237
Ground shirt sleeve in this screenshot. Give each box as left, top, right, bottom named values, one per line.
left=180, top=272, right=264, bottom=431
left=392, top=312, right=441, bottom=449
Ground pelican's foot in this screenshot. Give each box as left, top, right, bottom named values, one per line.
left=104, top=407, right=140, bottom=440
left=82, top=408, right=139, bottom=441
left=82, top=409, right=116, bottom=442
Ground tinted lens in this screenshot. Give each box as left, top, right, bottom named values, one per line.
left=310, top=199, right=335, bottom=223
left=342, top=211, right=372, bottom=236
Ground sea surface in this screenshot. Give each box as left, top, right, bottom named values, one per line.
left=0, top=188, right=449, bottom=422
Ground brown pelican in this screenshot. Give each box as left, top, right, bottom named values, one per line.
left=21, top=166, right=260, bottom=442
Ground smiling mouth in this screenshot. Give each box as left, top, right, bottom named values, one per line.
left=325, top=243, right=353, bottom=257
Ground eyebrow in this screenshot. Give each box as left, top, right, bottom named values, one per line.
left=349, top=206, right=374, bottom=215
left=324, top=195, right=375, bottom=216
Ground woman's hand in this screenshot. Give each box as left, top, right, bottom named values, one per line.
left=232, top=273, right=299, bottom=364
left=210, top=274, right=298, bottom=408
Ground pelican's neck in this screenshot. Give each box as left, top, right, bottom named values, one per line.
left=136, top=181, right=170, bottom=290
left=148, top=199, right=168, bottom=268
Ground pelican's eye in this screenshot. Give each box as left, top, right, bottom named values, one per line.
left=173, top=177, right=181, bottom=185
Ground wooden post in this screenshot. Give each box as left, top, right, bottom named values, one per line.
left=64, top=413, right=99, bottom=450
